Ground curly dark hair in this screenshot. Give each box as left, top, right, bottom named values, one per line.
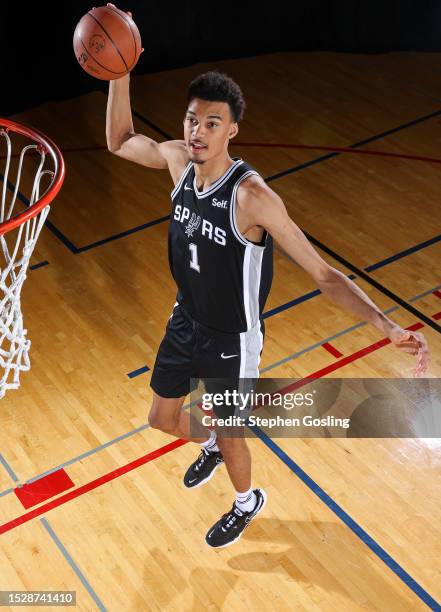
left=187, top=71, right=246, bottom=123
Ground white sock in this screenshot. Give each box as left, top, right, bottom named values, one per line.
left=200, top=430, right=219, bottom=453
left=235, top=488, right=257, bottom=512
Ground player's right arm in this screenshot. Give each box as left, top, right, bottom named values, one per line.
left=106, top=74, right=189, bottom=184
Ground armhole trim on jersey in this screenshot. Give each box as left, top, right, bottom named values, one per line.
left=230, top=171, right=267, bottom=249
left=171, top=161, right=193, bottom=200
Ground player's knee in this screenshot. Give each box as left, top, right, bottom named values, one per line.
left=147, top=408, right=176, bottom=433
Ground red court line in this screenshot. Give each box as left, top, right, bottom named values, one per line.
left=277, top=322, right=424, bottom=396
left=322, top=342, right=344, bottom=359
left=434, top=290, right=441, bottom=299
left=235, top=142, right=441, bottom=165
left=0, top=439, right=187, bottom=535
left=433, top=311, right=441, bottom=320
left=4, top=143, right=441, bottom=167
left=0, top=321, right=427, bottom=535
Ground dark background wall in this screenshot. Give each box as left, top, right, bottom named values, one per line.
left=2, top=0, right=441, bottom=115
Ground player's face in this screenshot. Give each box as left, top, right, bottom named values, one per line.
left=184, top=99, right=238, bottom=164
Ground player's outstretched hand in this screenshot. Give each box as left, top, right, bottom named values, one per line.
left=388, top=327, right=429, bottom=377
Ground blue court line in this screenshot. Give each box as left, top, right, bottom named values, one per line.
left=366, top=234, right=441, bottom=272
left=41, top=518, right=107, bottom=612
left=127, top=365, right=150, bottom=378
left=262, top=231, right=440, bottom=322
left=262, top=275, right=357, bottom=319
left=130, top=227, right=439, bottom=372
left=1, top=282, right=437, bottom=495
left=249, top=425, right=441, bottom=611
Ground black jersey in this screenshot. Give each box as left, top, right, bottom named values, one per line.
left=168, top=157, right=273, bottom=334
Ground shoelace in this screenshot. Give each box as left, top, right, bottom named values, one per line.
left=194, top=449, right=209, bottom=473
left=221, top=505, right=243, bottom=532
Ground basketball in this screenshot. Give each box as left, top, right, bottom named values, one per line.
left=73, top=5, right=142, bottom=80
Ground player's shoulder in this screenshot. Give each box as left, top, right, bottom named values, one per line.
left=236, top=171, right=277, bottom=207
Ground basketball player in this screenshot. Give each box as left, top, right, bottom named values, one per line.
left=106, top=69, right=429, bottom=548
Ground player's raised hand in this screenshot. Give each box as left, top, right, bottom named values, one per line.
left=388, top=327, right=429, bottom=377
left=74, top=5, right=143, bottom=80
left=106, top=4, right=144, bottom=51
left=107, top=3, right=131, bottom=17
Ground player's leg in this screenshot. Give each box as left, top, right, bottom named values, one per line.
left=149, top=304, right=223, bottom=485
left=202, top=324, right=267, bottom=547
left=148, top=391, right=210, bottom=441
left=215, top=435, right=251, bottom=491
left=205, top=411, right=266, bottom=548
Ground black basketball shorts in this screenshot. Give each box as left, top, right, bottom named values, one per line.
left=150, top=303, right=265, bottom=409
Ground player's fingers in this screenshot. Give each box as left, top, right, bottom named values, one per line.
left=399, top=347, right=418, bottom=354
left=396, top=341, right=419, bottom=349
left=414, top=348, right=430, bottom=376
left=418, top=346, right=430, bottom=367
left=127, top=10, right=132, bottom=17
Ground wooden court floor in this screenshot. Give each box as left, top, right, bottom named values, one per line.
left=0, top=51, right=440, bottom=611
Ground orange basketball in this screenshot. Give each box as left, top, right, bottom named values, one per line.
left=73, top=5, right=142, bottom=80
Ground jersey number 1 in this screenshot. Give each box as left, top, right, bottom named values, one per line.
left=189, top=243, right=200, bottom=272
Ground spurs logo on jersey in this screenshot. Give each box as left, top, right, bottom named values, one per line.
left=168, top=157, right=273, bottom=334
left=175, top=205, right=227, bottom=245
left=184, top=212, right=201, bottom=237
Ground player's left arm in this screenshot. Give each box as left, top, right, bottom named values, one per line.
left=237, top=177, right=429, bottom=377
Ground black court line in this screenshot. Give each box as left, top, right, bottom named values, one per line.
left=29, top=260, right=49, bottom=270
left=69, top=104, right=441, bottom=253
left=7, top=182, right=80, bottom=254
left=304, top=230, right=441, bottom=333
left=4, top=105, right=440, bottom=333
left=5, top=104, right=441, bottom=257
left=77, top=214, right=171, bottom=253
left=95, top=82, right=174, bottom=140
left=132, top=108, right=173, bottom=140
left=128, top=105, right=441, bottom=334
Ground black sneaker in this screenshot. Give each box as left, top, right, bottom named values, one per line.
left=183, top=448, right=224, bottom=488
left=205, top=488, right=267, bottom=548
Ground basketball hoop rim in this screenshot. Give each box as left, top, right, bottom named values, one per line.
left=0, top=118, right=65, bottom=236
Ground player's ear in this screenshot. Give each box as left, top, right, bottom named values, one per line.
left=229, top=123, right=239, bottom=140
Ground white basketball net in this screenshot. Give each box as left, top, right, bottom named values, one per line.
left=0, top=128, right=54, bottom=398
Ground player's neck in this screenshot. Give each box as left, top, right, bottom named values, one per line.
left=193, top=154, right=235, bottom=192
